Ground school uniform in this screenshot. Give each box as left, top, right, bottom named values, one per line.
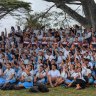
left=48, top=69, right=60, bottom=77
left=0, top=68, right=16, bottom=84
left=18, top=70, right=34, bottom=89
left=36, top=70, right=46, bottom=84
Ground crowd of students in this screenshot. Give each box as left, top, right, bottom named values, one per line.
left=0, top=25, right=96, bottom=90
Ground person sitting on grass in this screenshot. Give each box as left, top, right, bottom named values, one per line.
left=68, top=67, right=86, bottom=90
left=0, top=63, right=16, bottom=86
left=48, top=64, right=60, bottom=87
left=14, top=64, right=34, bottom=90
left=34, top=65, right=46, bottom=84
left=53, top=66, right=68, bottom=87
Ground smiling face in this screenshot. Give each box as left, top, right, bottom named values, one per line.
left=75, top=37, right=78, bottom=42
left=39, top=66, right=43, bottom=72
left=26, top=64, right=32, bottom=71
left=6, top=63, right=11, bottom=70
left=38, top=59, right=42, bottom=64
left=59, top=51, right=63, bottom=56
left=52, top=64, right=56, bottom=70
left=51, top=60, right=55, bottom=65
left=77, top=67, right=82, bottom=73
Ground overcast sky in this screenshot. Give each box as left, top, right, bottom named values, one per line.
left=0, top=0, right=96, bottom=32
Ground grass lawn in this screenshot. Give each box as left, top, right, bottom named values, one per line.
left=0, top=86, right=96, bottom=96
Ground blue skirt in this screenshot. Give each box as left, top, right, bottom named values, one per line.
left=65, top=79, right=74, bottom=83
left=0, top=77, right=16, bottom=84
left=0, top=78, right=5, bottom=84
left=18, top=81, right=33, bottom=89
left=37, top=78, right=46, bottom=84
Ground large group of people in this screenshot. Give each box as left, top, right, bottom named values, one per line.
left=0, top=25, right=96, bottom=90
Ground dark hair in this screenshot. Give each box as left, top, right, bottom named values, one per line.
left=0, top=63, right=2, bottom=69
left=7, top=63, right=11, bottom=66
left=39, top=59, right=43, bottom=63
left=40, top=65, right=44, bottom=69
left=52, top=64, right=57, bottom=69
left=44, top=64, right=48, bottom=67
left=31, top=64, right=34, bottom=70
left=28, top=64, right=34, bottom=70
left=63, top=60, right=66, bottom=63
left=77, top=67, right=82, bottom=71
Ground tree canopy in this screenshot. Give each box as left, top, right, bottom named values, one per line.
left=44, top=0, right=96, bottom=31
left=0, top=0, right=31, bottom=19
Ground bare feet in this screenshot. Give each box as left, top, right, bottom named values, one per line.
left=93, top=84, right=96, bottom=87
left=54, top=83, right=58, bottom=87
left=50, top=84, right=54, bottom=88
left=68, top=83, right=72, bottom=87
left=76, top=87, right=82, bottom=90
left=76, top=84, right=82, bottom=90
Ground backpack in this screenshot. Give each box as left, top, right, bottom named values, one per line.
left=29, top=86, right=39, bottom=93
left=38, top=83, right=49, bottom=92
left=29, top=83, right=49, bottom=93
left=1, top=83, right=15, bottom=90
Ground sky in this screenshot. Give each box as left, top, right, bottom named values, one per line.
left=0, top=0, right=55, bottom=32
left=0, top=0, right=96, bottom=33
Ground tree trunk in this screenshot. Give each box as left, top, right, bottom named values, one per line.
left=45, top=0, right=96, bottom=31
left=81, top=1, right=91, bottom=27
left=87, top=0, right=96, bottom=31
left=56, top=3, right=91, bottom=28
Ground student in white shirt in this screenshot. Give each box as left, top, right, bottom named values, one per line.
left=3, top=63, right=16, bottom=84
left=82, top=63, right=94, bottom=84
left=34, top=65, right=46, bottom=84
left=54, top=50, right=65, bottom=67
left=48, top=64, right=60, bottom=87
left=45, top=50, right=55, bottom=62
left=63, top=46, right=70, bottom=59
left=68, top=67, right=86, bottom=90
left=15, top=64, right=33, bottom=89
left=54, top=66, right=68, bottom=87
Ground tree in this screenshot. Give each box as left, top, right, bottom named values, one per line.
left=38, top=11, right=74, bottom=28
left=24, top=10, right=74, bottom=29
left=0, top=0, right=31, bottom=19
left=25, top=13, right=42, bottom=28
left=44, top=0, right=96, bottom=31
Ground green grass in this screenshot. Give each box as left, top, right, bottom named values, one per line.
left=0, top=86, right=96, bottom=96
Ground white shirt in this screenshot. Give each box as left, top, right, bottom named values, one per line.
left=85, top=32, right=91, bottom=39
left=0, top=69, right=2, bottom=76
left=77, top=72, right=85, bottom=81
left=37, top=35, right=43, bottom=40
left=4, top=68, right=15, bottom=80
left=76, top=55, right=81, bottom=60
left=86, top=69, right=91, bottom=76
left=88, top=62, right=93, bottom=69
left=24, top=59, right=29, bottom=64
left=0, top=54, right=2, bottom=59
left=36, top=70, right=46, bottom=78
left=71, top=72, right=78, bottom=78
left=63, top=48, right=70, bottom=59
left=45, top=54, right=55, bottom=61
left=22, top=70, right=34, bottom=81
left=57, top=56, right=65, bottom=64
left=60, top=71, right=67, bottom=79
left=0, top=58, right=3, bottom=63
left=82, top=67, right=87, bottom=76
left=82, top=67, right=91, bottom=76
left=48, top=70, right=60, bottom=77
